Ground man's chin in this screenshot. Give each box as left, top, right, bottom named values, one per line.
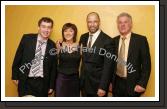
left=41, top=35, right=49, bottom=39
left=89, top=30, right=97, bottom=34
left=120, top=31, right=126, bottom=34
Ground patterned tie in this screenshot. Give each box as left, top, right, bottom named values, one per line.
left=116, top=37, right=126, bottom=77
left=88, top=34, right=93, bottom=48
left=31, top=40, right=44, bottom=77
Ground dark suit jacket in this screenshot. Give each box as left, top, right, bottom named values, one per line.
left=12, top=34, right=57, bottom=97
left=79, top=31, right=115, bottom=96
left=112, top=32, right=151, bottom=96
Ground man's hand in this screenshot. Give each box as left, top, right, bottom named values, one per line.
left=97, top=89, right=106, bottom=97
left=134, top=85, right=145, bottom=93
left=109, top=83, right=112, bottom=92
left=48, top=89, right=53, bottom=95
left=12, top=80, right=19, bottom=85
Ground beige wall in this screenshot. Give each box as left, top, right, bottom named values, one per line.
left=5, top=5, right=155, bottom=97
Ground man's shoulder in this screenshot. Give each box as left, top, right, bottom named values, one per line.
left=48, top=38, right=55, bottom=45
left=80, top=32, right=89, bottom=38
left=100, top=31, right=113, bottom=42
left=22, top=33, right=38, bottom=40
left=113, top=35, right=120, bottom=41
left=79, top=32, right=89, bottom=42
left=113, top=32, right=147, bottom=40
left=47, top=38, right=56, bottom=48
left=23, top=33, right=37, bottom=37
left=101, top=31, right=111, bottom=38
left=131, top=32, right=147, bottom=41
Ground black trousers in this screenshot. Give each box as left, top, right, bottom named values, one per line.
left=81, top=89, right=108, bottom=97
left=113, top=75, right=141, bottom=97
left=23, top=77, right=47, bottom=97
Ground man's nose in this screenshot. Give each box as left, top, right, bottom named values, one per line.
left=121, top=24, right=125, bottom=27
left=45, top=29, right=49, bottom=32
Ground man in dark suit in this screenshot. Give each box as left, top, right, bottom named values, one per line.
left=111, top=12, right=151, bottom=97
left=79, top=12, right=115, bottom=97
left=12, top=17, right=57, bottom=97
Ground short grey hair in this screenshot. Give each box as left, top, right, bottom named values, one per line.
left=117, top=12, right=132, bottom=22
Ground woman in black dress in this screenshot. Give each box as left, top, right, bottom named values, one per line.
left=55, top=23, right=81, bottom=97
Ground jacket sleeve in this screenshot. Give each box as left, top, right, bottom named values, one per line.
left=78, top=35, right=86, bottom=89
left=137, top=36, right=151, bottom=88
left=49, top=43, right=58, bottom=89
left=99, top=38, right=116, bottom=91
left=12, top=35, right=26, bottom=80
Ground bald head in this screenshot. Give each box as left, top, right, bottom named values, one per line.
left=86, top=12, right=100, bottom=34
left=86, top=12, right=100, bottom=21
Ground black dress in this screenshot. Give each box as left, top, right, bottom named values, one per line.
left=55, top=49, right=81, bottom=97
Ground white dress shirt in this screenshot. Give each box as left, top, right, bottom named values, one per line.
left=118, top=32, right=131, bottom=76
left=87, top=29, right=101, bottom=47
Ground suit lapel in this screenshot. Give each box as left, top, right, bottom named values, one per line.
left=25, top=35, right=37, bottom=76
left=43, top=39, right=52, bottom=76
left=127, top=33, right=135, bottom=60
left=30, top=35, right=38, bottom=59
left=116, top=33, right=134, bottom=60
left=44, top=40, right=51, bottom=57
left=92, top=31, right=104, bottom=48
left=80, top=33, right=89, bottom=47
left=84, top=34, right=89, bottom=47
left=83, top=31, right=104, bottom=48
left=115, top=36, right=120, bottom=56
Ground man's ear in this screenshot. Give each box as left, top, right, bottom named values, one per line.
left=38, top=26, right=40, bottom=31
left=49, top=28, right=53, bottom=33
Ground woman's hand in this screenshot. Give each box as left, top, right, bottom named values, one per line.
left=56, top=39, right=63, bottom=49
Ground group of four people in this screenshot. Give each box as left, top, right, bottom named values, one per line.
left=12, top=12, right=151, bottom=97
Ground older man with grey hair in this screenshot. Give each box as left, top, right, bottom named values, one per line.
left=111, top=12, right=151, bottom=97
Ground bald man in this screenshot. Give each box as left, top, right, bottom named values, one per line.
left=79, top=12, right=115, bottom=97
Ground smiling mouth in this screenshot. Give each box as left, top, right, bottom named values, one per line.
left=121, top=28, right=126, bottom=30
left=90, top=28, right=96, bottom=30
left=65, top=35, right=72, bottom=37
left=43, top=32, right=49, bottom=35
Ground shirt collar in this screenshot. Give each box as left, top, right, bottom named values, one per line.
left=37, top=34, right=48, bottom=43
left=120, top=32, right=131, bottom=40
left=89, top=29, right=101, bottom=37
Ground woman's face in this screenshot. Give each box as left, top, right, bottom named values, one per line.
left=64, top=28, right=75, bottom=42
